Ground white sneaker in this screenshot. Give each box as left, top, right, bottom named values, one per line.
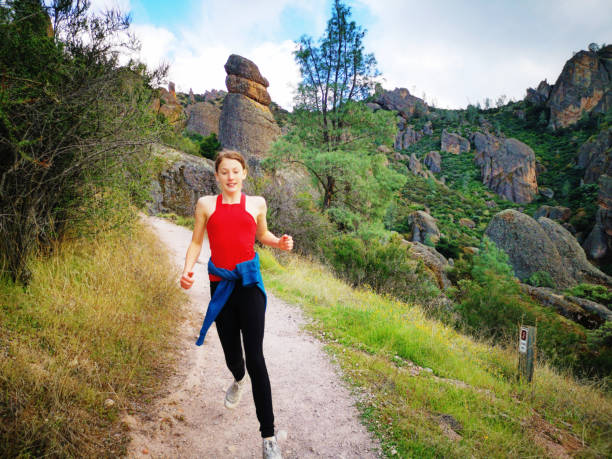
left=262, top=437, right=282, bottom=459
left=224, top=375, right=248, bottom=409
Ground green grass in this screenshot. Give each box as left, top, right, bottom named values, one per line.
left=258, top=248, right=612, bottom=458
left=0, top=221, right=186, bottom=457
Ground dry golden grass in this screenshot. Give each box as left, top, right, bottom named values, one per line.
left=0, top=221, right=186, bottom=457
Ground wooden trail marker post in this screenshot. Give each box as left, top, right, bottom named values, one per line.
left=518, top=325, right=537, bottom=382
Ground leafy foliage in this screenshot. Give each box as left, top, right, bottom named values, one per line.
left=0, top=0, right=165, bottom=282
left=323, top=233, right=439, bottom=302
left=294, top=0, right=378, bottom=148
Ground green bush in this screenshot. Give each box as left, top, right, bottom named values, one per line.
left=323, top=233, right=439, bottom=302
left=199, top=133, right=222, bottom=159
left=454, top=237, right=525, bottom=339
left=526, top=271, right=555, bottom=288
left=564, top=283, right=612, bottom=307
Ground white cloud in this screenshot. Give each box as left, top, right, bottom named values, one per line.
left=124, top=0, right=612, bottom=110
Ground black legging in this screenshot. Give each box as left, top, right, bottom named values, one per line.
left=211, top=281, right=274, bottom=438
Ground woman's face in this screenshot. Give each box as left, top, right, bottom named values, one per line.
left=215, top=158, right=247, bottom=194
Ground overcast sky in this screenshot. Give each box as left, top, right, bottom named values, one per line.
left=92, top=0, right=611, bottom=110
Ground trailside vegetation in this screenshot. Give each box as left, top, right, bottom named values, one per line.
left=0, top=0, right=165, bottom=283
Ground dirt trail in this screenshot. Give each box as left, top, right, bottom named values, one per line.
left=126, top=216, right=381, bottom=458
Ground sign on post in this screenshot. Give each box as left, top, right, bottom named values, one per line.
left=518, top=325, right=536, bottom=382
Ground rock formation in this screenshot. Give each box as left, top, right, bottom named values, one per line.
left=154, top=82, right=184, bottom=126
left=218, top=55, right=281, bottom=162
left=409, top=210, right=440, bottom=245
left=484, top=209, right=611, bottom=288
left=578, top=127, right=612, bottom=259
left=148, top=146, right=217, bottom=216
left=394, top=121, right=422, bottom=150
left=189, top=88, right=196, bottom=104
left=186, top=102, right=221, bottom=137
left=583, top=174, right=612, bottom=259
left=525, top=80, right=552, bottom=106
left=405, top=240, right=452, bottom=290
left=472, top=131, right=538, bottom=204
left=547, top=47, right=611, bottom=130
left=424, top=151, right=441, bottom=173
left=375, top=87, right=428, bottom=119
left=578, top=127, right=612, bottom=184
left=441, top=130, right=469, bottom=154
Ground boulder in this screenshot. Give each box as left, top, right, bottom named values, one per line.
left=224, top=54, right=269, bottom=87
left=186, top=102, right=221, bottom=137
left=423, top=121, right=433, bottom=135
left=408, top=154, right=435, bottom=180
left=409, top=210, right=440, bottom=245
left=485, top=200, right=497, bottom=208
left=424, top=150, right=441, bottom=173
left=441, top=130, right=469, bottom=154
left=539, top=187, right=554, bottom=199
left=547, top=49, right=611, bottom=130
left=375, top=87, right=428, bottom=119
left=484, top=209, right=574, bottom=288
left=188, top=88, right=196, bottom=104
left=225, top=74, right=271, bottom=106
left=525, top=79, right=552, bottom=105
left=537, top=217, right=611, bottom=286
left=459, top=218, right=476, bottom=229
left=472, top=131, right=538, bottom=204
left=366, top=102, right=382, bottom=111
left=578, top=126, right=612, bottom=184
left=534, top=205, right=571, bottom=221
left=485, top=209, right=611, bottom=288
left=147, top=146, right=217, bottom=217
left=405, top=241, right=452, bottom=290
left=219, top=55, right=280, bottom=161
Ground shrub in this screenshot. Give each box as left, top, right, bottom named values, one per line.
left=454, top=237, right=526, bottom=339
left=526, top=271, right=555, bottom=288
left=323, top=233, right=439, bottom=302
left=199, top=133, right=222, bottom=159
left=565, top=283, right=612, bottom=307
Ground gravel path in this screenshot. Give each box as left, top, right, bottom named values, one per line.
left=126, top=216, right=381, bottom=458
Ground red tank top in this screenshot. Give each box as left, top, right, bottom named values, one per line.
left=207, top=193, right=257, bottom=281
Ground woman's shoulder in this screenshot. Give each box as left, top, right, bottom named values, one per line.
left=196, top=195, right=218, bottom=214
left=245, top=194, right=266, bottom=206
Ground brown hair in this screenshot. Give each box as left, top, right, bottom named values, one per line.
left=214, top=149, right=247, bottom=172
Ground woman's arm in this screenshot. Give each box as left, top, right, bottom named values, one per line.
left=180, top=197, right=210, bottom=289
left=255, top=197, right=293, bottom=251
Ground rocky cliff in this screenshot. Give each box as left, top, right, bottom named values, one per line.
left=218, top=55, right=281, bottom=163
left=525, top=46, right=611, bottom=130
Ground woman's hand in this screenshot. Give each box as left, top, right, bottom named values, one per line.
left=180, top=271, right=194, bottom=289
left=278, top=234, right=294, bottom=251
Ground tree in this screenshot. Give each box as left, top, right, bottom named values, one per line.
left=293, top=0, right=378, bottom=149
left=0, top=0, right=165, bottom=283
left=268, top=102, right=405, bottom=218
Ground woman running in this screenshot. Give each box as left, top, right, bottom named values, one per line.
left=180, top=149, right=292, bottom=459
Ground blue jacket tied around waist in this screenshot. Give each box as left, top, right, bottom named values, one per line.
left=196, top=253, right=267, bottom=346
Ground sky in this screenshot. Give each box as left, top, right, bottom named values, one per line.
left=91, top=0, right=612, bottom=110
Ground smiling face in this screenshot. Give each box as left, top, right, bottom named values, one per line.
left=215, top=158, right=247, bottom=194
